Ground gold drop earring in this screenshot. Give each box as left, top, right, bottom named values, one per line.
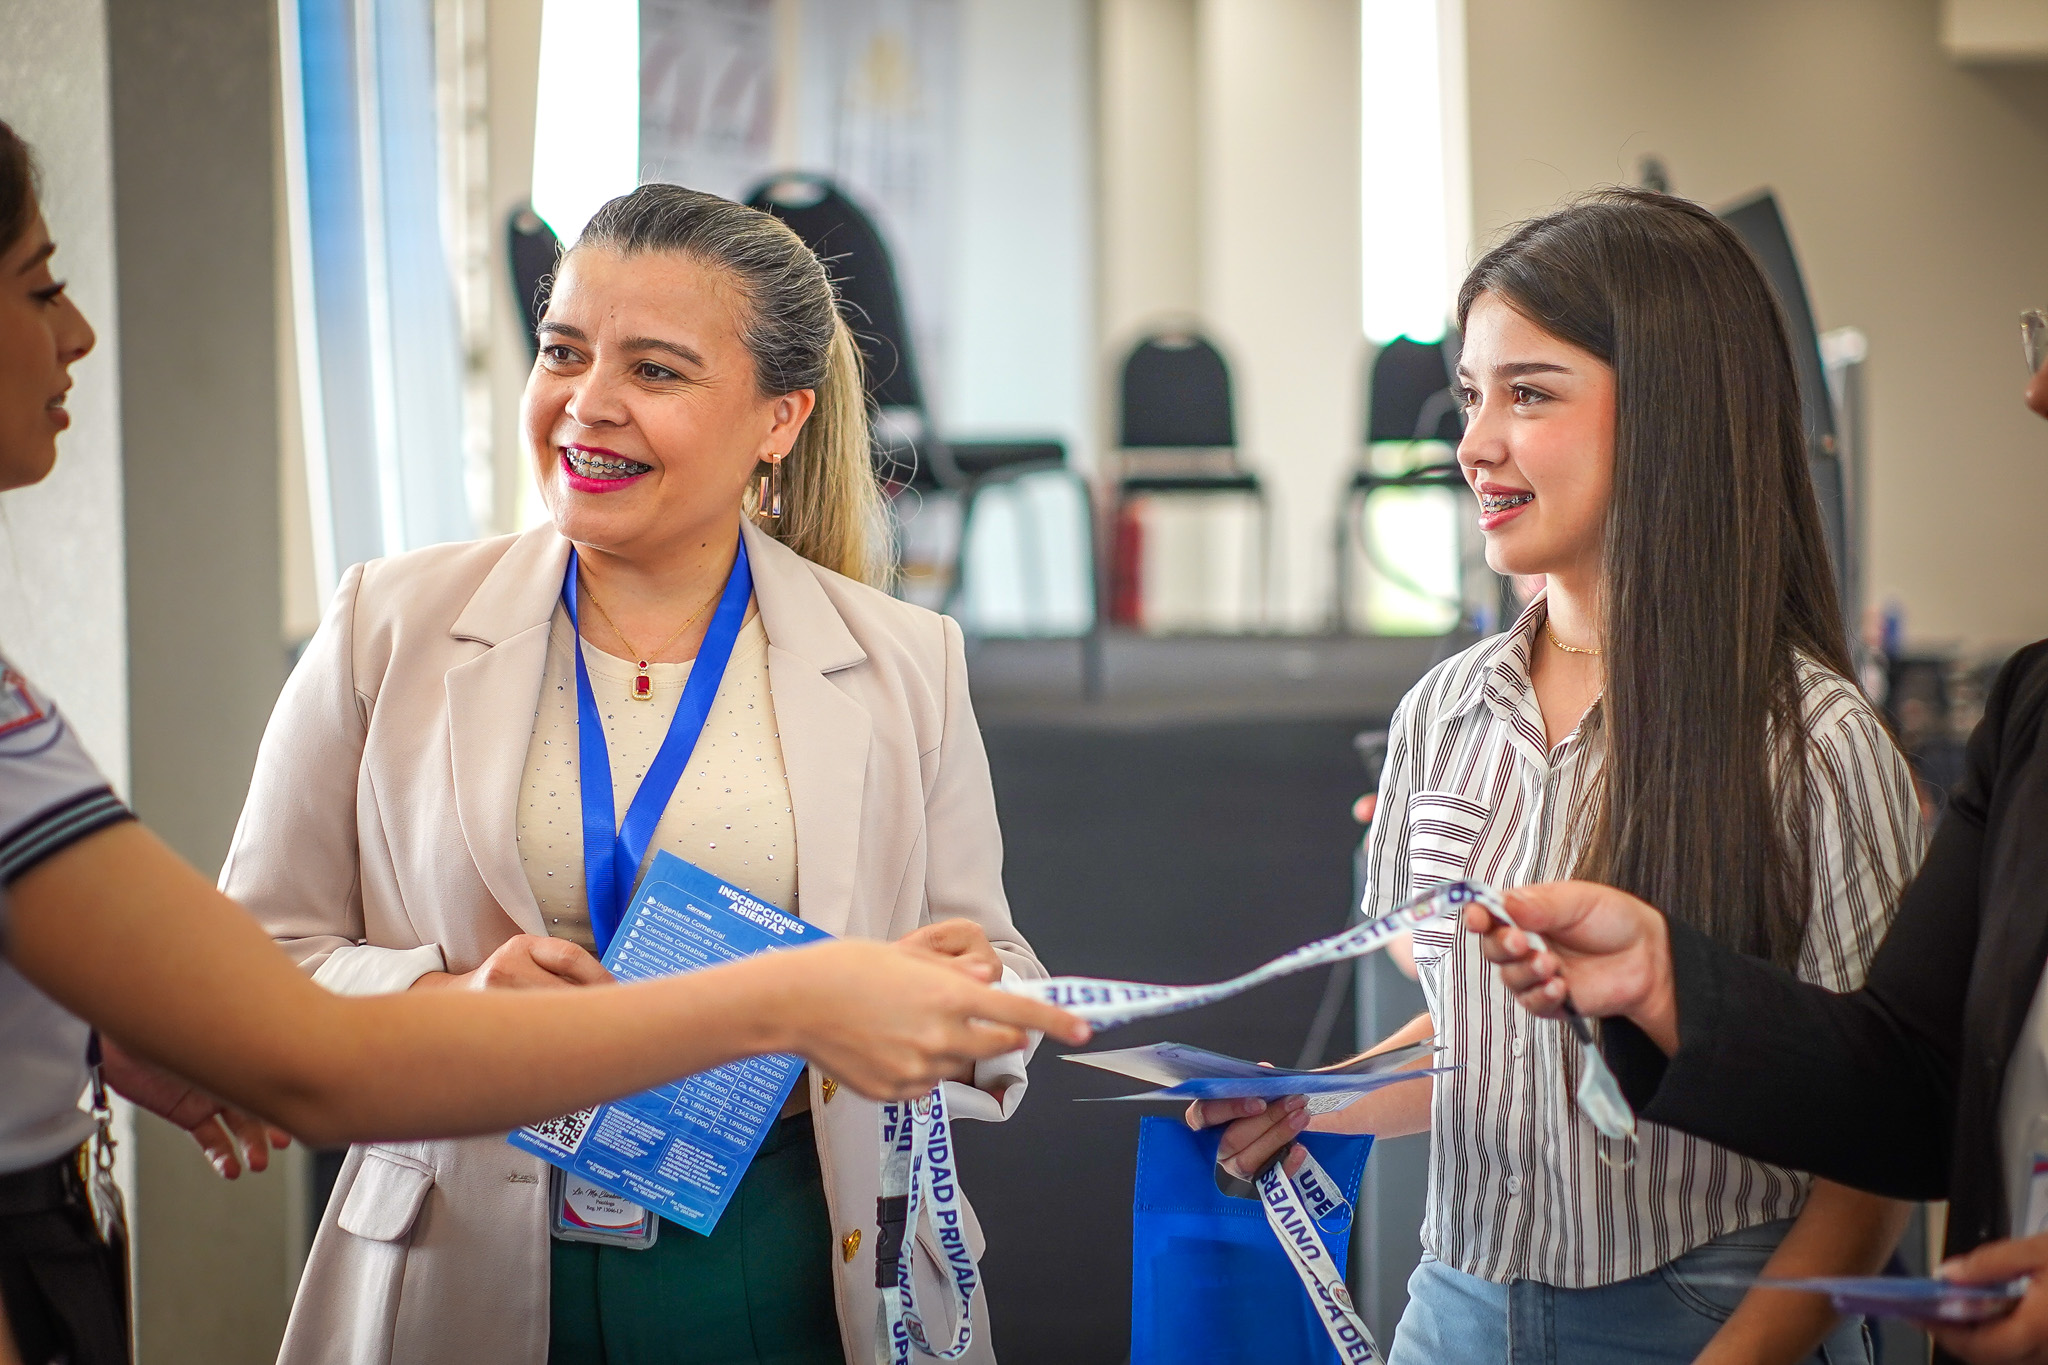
left=758, top=453, right=785, bottom=519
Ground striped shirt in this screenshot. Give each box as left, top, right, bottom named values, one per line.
left=1366, top=596, right=1925, bottom=1287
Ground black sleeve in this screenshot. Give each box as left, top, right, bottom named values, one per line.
left=1600, top=644, right=2031, bottom=1200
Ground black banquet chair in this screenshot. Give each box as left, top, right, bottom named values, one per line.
left=745, top=173, right=940, bottom=485
left=1111, top=330, right=1270, bottom=628
left=507, top=205, right=560, bottom=358
left=746, top=175, right=1099, bottom=666
left=1332, top=334, right=1470, bottom=632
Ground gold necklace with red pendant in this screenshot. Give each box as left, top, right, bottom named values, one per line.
left=576, top=573, right=723, bottom=701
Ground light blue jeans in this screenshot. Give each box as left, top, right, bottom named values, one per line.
left=1389, top=1219, right=1873, bottom=1365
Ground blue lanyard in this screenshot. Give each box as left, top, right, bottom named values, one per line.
left=562, top=536, right=754, bottom=953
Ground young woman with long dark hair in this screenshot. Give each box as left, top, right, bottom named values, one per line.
left=1192, top=189, right=1923, bottom=1362
left=1466, top=368, right=2048, bottom=1365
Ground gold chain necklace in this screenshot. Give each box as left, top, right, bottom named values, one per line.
left=577, top=573, right=721, bottom=701
left=1544, top=621, right=1603, bottom=656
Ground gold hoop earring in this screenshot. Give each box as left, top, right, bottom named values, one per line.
left=758, top=455, right=785, bottom=519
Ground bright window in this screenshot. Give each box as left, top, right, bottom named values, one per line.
left=531, top=0, right=639, bottom=244
left=1359, top=0, right=1468, bottom=344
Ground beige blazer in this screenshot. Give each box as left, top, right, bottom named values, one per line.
left=221, top=520, right=1044, bottom=1365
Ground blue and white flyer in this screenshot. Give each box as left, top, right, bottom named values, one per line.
left=509, top=850, right=828, bottom=1236
left=1063, top=1040, right=1450, bottom=1113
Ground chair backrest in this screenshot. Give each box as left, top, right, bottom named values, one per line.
left=1366, top=335, right=1463, bottom=445
left=743, top=174, right=955, bottom=489
left=1119, top=333, right=1235, bottom=449
left=744, top=174, right=925, bottom=414
left=507, top=206, right=561, bottom=360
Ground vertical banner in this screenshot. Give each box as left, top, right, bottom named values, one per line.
left=639, top=0, right=779, bottom=202
left=796, top=0, right=959, bottom=419
left=634, top=0, right=960, bottom=415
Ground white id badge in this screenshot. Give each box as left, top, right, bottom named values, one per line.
left=2022, top=1116, right=2048, bottom=1237
left=549, top=1165, right=659, bottom=1249
left=2026, top=1157, right=2048, bottom=1239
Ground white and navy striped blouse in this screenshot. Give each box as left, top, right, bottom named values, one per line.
left=1367, top=596, right=1925, bottom=1287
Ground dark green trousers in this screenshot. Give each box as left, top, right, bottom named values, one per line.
left=549, top=1113, right=842, bottom=1365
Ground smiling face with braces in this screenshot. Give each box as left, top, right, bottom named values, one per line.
left=524, top=247, right=814, bottom=568
left=1454, top=292, right=1618, bottom=594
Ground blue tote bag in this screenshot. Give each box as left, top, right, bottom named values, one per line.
left=1131, top=1116, right=1375, bottom=1365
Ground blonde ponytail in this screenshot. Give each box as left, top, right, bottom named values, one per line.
left=747, top=316, right=884, bottom=584
left=578, top=184, right=889, bottom=587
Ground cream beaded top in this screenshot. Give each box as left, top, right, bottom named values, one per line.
left=516, top=604, right=799, bottom=954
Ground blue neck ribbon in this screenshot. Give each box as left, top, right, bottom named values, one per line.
left=562, top=535, right=754, bottom=954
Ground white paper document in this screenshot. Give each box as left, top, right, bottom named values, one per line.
left=1063, top=1040, right=1450, bottom=1114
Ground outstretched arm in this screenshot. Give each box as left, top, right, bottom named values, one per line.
left=9, top=821, right=1089, bottom=1147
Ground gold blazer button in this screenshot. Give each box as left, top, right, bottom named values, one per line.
left=820, top=1076, right=839, bottom=1104
left=841, top=1229, right=862, bottom=1261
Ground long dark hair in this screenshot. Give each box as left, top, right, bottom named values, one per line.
left=1, top=119, right=36, bottom=254
left=1457, top=188, right=1854, bottom=969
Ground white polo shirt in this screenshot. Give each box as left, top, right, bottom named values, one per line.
left=0, top=660, right=133, bottom=1174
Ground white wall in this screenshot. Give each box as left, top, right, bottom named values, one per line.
left=107, top=0, right=298, bottom=1354
left=1096, top=0, right=1363, bottom=632
left=944, top=0, right=1097, bottom=634
left=0, top=0, right=129, bottom=784
left=490, top=0, right=545, bottom=533
left=945, top=0, right=1095, bottom=470
left=1099, top=0, right=1217, bottom=629
left=1197, top=0, right=1362, bottom=631
left=1099, top=0, right=1200, bottom=344
left=1464, top=0, right=2048, bottom=651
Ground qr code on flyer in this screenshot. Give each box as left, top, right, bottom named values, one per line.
left=524, top=1107, right=596, bottom=1157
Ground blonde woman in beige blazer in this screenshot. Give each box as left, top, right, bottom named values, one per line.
left=221, top=187, right=1052, bottom=1365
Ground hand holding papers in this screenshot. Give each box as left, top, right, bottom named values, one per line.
left=1065, top=1040, right=1449, bottom=1115
left=1684, top=1274, right=2027, bottom=1325
left=510, top=852, right=828, bottom=1236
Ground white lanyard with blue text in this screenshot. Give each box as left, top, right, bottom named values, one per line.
left=875, top=1086, right=980, bottom=1362
left=870, top=1092, right=1376, bottom=1364
left=1004, top=878, right=1637, bottom=1140
left=564, top=536, right=753, bottom=952
left=1256, top=1151, right=1381, bottom=1361
left=1000, top=879, right=1640, bottom=1361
